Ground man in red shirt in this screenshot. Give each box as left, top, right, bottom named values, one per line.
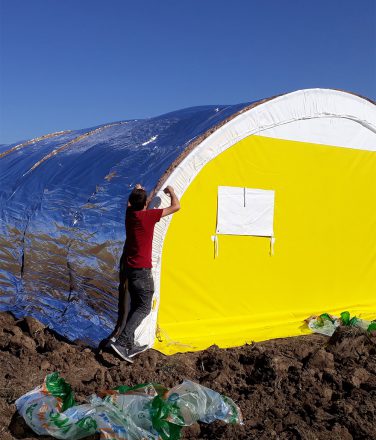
left=110, top=184, right=180, bottom=362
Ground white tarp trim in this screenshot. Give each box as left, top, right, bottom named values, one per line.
left=216, top=186, right=275, bottom=237
left=258, top=117, right=376, bottom=150
left=137, top=88, right=376, bottom=348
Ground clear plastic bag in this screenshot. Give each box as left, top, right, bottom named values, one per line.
left=307, top=313, right=340, bottom=336
left=307, top=311, right=376, bottom=336
left=165, top=380, right=242, bottom=425
left=15, top=373, right=97, bottom=439
left=16, top=373, right=242, bottom=440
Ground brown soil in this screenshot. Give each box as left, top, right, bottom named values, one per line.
left=1, top=312, right=375, bottom=440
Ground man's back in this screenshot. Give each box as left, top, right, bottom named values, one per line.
left=125, top=208, right=163, bottom=268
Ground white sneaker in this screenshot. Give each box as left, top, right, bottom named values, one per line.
left=110, top=342, right=134, bottom=363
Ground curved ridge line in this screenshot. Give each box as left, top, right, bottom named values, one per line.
left=0, top=130, right=72, bottom=159
left=23, top=122, right=127, bottom=177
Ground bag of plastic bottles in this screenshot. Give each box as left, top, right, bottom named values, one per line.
left=16, top=373, right=242, bottom=440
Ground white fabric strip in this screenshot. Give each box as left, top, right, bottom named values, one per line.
left=258, top=117, right=376, bottom=150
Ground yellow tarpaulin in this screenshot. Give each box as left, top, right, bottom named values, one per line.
left=154, top=135, right=376, bottom=354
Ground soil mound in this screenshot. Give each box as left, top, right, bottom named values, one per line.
left=1, top=312, right=375, bottom=440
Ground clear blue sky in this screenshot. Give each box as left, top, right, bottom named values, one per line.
left=0, top=0, right=375, bottom=144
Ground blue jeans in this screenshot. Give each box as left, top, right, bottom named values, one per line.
left=117, top=267, right=154, bottom=349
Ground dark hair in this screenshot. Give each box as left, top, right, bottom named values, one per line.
left=128, top=188, right=147, bottom=210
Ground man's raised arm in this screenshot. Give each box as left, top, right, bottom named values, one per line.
left=161, top=186, right=180, bottom=217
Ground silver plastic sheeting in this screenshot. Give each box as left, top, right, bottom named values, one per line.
left=0, top=103, right=250, bottom=345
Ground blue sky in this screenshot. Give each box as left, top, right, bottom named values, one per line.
left=0, top=0, right=375, bottom=144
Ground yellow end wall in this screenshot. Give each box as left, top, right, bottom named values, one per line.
left=154, top=135, right=376, bottom=354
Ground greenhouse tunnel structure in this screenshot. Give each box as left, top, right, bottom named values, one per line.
left=0, top=89, right=375, bottom=354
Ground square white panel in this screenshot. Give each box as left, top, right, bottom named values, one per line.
left=216, top=186, right=275, bottom=236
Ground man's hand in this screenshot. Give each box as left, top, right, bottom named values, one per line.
left=161, top=186, right=180, bottom=217
left=163, top=185, right=174, bottom=196
left=135, top=183, right=144, bottom=190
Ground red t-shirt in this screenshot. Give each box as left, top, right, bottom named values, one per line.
left=124, top=208, right=163, bottom=268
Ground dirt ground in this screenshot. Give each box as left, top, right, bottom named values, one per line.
left=0, top=312, right=375, bottom=440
